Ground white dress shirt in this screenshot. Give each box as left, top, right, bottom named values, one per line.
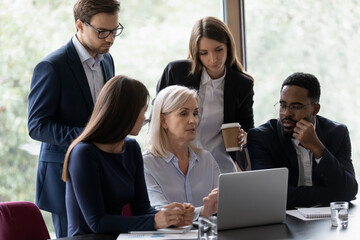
left=72, top=35, right=104, bottom=103
left=196, top=67, right=236, bottom=173
left=143, top=148, right=220, bottom=220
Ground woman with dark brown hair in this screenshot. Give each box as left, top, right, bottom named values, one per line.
left=157, top=16, right=254, bottom=173
left=62, top=75, right=194, bottom=236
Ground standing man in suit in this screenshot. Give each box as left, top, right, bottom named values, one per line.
left=28, top=0, right=121, bottom=237
left=247, top=72, right=358, bottom=209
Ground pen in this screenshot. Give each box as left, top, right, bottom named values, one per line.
left=155, top=206, right=168, bottom=211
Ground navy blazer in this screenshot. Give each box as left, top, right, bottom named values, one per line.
left=28, top=39, right=115, bottom=213
left=248, top=115, right=358, bottom=209
left=156, top=60, right=254, bottom=169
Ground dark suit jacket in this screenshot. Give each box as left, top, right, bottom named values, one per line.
left=248, top=115, right=358, bottom=209
left=156, top=60, right=254, bottom=169
left=28, top=39, right=115, bottom=214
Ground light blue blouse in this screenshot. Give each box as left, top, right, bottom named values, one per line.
left=143, top=147, right=220, bottom=220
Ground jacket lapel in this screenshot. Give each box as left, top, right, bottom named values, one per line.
left=312, top=116, right=324, bottom=168
left=66, top=40, right=94, bottom=112
left=223, top=67, right=236, bottom=123
left=276, top=119, right=299, bottom=184
left=315, top=117, right=325, bottom=145
left=191, top=72, right=201, bottom=90
left=101, top=55, right=114, bottom=84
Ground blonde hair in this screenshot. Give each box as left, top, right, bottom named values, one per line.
left=188, top=16, right=253, bottom=81
left=149, top=85, right=199, bottom=157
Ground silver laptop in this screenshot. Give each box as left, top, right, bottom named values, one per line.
left=217, top=168, right=288, bottom=230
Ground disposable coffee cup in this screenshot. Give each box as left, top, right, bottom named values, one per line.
left=221, top=123, right=241, bottom=152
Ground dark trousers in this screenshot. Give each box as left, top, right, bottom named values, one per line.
left=52, top=212, right=68, bottom=238
left=232, top=149, right=251, bottom=171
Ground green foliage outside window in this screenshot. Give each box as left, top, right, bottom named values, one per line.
left=246, top=0, right=360, bottom=177
left=0, top=0, right=220, bottom=235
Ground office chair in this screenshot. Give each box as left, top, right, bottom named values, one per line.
left=122, top=203, right=132, bottom=216
left=0, top=201, right=50, bottom=240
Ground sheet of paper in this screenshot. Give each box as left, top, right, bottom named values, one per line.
left=129, top=225, right=192, bottom=234
left=117, top=230, right=198, bottom=240
left=287, top=209, right=353, bottom=221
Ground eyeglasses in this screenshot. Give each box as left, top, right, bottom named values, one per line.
left=85, top=22, right=124, bottom=39
left=274, top=102, right=315, bottom=113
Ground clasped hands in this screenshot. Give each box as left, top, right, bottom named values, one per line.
left=154, top=202, right=195, bottom=229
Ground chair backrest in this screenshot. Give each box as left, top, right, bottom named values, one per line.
left=122, top=203, right=132, bottom=216
left=0, top=201, right=50, bottom=240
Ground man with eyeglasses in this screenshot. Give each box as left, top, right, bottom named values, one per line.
left=28, top=0, right=121, bottom=237
left=247, top=72, right=358, bottom=209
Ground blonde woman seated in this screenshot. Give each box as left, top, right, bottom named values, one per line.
left=143, top=85, right=220, bottom=220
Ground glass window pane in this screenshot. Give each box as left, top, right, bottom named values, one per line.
left=245, top=0, right=360, bottom=179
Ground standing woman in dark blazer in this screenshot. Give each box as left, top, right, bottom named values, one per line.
left=156, top=16, right=254, bottom=173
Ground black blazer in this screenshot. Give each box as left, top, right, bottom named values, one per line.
left=248, top=115, right=358, bottom=209
left=157, top=59, right=254, bottom=131
left=156, top=60, right=254, bottom=169
left=28, top=39, right=115, bottom=214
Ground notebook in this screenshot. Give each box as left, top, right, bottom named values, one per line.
left=297, top=207, right=331, bottom=219
left=129, top=225, right=192, bottom=234
left=217, top=168, right=289, bottom=230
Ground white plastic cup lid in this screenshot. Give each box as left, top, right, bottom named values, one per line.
left=221, top=122, right=240, bottom=129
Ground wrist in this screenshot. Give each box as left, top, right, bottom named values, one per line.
left=199, top=206, right=208, bottom=217
left=153, top=213, right=158, bottom=229
left=313, top=147, right=325, bottom=159
left=311, top=142, right=325, bottom=159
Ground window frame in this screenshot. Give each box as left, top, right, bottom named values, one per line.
left=223, top=0, right=247, bottom=70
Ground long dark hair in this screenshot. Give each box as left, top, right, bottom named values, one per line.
left=62, top=75, right=149, bottom=181
left=188, top=16, right=253, bottom=80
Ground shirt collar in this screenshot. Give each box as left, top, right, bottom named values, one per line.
left=72, top=35, right=104, bottom=65
left=163, top=147, right=199, bottom=164
left=291, top=138, right=301, bottom=146
left=163, top=152, right=175, bottom=163
left=200, top=67, right=226, bottom=89
left=188, top=147, right=198, bottom=163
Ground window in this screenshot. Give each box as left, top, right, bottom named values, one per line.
left=244, top=0, right=360, bottom=178
left=0, top=0, right=222, bottom=235
left=113, top=1, right=223, bottom=148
